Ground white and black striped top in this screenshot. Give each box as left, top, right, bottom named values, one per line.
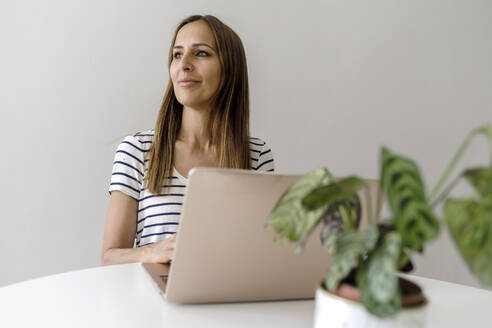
left=108, top=129, right=275, bottom=247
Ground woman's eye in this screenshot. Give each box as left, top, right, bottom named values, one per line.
left=173, top=52, right=182, bottom=59
left=197, top=50, right=209, bottom=57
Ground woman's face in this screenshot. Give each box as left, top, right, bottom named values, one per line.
left=170, top=20, right=221, bottom=110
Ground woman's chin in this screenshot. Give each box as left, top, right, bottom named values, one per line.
left=176, top=98, right=210, bottom=110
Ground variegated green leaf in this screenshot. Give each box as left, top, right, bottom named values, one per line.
left=395, top=201, right=439, bottom=251
left=463, top=168, right=492, bottom=198
left=381, top=147, right=439, bottom=250
left=445, top=197, right=492, bottom=286
left=481, top=124, right=492, bottom=142
left=469, top=245, right=492, bottom=286
left=381, top=148, right=425, bottom=214
left=302, top=176, right=367, bottom=211
left=325, top=226, right=379, bottom=290
left=270, top=168, right=333, bottom=212
left=337, top=195, right=362, bottom=229
left=320, top=196, right=362, bottom=254
left=321, top=221, right=341, bottom=254
left=381, top=148, right=424, bottom=190
left=267, top=168, right=333, bottom=247
left=367, top=232, right=401, bottom=303
left=357, top=253, right=402, bottom=318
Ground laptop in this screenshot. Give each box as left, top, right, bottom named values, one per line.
left=141, top=167, right=379, bottom=303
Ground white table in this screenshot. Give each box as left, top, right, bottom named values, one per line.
left=0, top=263, right=491, bottom=328
left=0, top=263, right=314, bottom=327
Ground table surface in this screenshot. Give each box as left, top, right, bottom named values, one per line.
left=0, top=263, right=491, bottom=328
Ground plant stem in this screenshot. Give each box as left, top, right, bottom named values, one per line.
left=375, top=182, right=384, bottom=225
left=364, top=184, right=374, bottom=225
left=480, top=125, right=492, bottom=165
left=489, top=138, right=492, bottom=167
left=375, top=150, right=384, bottom=224
left=430, top=174, right=462, bottom=209
left=427, top=127, right=483, bottom=204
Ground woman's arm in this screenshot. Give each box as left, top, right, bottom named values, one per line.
left=101, top=190, right=141, bottom=265
left=101, top=191, right=176, bottom=265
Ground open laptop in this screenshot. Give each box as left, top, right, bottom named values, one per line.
left=141, top=167, right=379, bottom=303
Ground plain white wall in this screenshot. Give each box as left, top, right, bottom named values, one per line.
left=1, top=0, right=491, bottom=288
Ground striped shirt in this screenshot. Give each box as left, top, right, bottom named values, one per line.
left=108, top=130, right=275, bottom=247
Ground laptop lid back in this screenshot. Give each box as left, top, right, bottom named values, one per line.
left=165, top=167, right=379, bottom=303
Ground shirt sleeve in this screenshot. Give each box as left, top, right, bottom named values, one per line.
left=256, top=140, right=275, bottom=173
left=108, top=135, right=146, bottom=201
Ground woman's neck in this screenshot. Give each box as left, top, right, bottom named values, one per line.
left=177, top=106, right=212, bottom=152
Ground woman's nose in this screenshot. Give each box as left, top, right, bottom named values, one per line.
left=179, top=53, right=193, bottom=71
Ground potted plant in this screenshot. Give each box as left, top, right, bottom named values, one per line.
left=267, top=124, right=492, bottom=327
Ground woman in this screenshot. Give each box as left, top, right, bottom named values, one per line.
left=101, top=15, right=275, bottom=266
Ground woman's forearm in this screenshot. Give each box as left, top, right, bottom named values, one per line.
left=101, top=245, right=151, bottom=266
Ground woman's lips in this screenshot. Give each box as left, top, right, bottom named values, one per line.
left=178, top=80, right=200, bottom=87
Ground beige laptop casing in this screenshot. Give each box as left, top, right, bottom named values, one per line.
left=142, top=167, right=379, bottom=303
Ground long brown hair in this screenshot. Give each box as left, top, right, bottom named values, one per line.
left=145, top=15, right=251, bottom=194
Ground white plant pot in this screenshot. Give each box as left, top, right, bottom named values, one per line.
left=313, top=285, right=427, bottom=328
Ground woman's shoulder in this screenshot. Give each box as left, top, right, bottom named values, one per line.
left=114, top=130, right=155, bottom=160
left=249, top=136, right=274, bottom=172
left=249, top=136, right=273, bottom=151
left=121, top=129, right=155, bottom=151
left=249, top=137, right=265, bottom=156
left=249, top=136, right=273, bottom=157
left=132, top=129, right=155, bottom=143
left=249, top=136, right=266, bottom=146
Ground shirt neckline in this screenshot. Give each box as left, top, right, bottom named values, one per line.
left=173, top=166, right=188, bottom=184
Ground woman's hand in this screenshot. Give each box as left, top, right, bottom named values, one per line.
left=142, top=234, right=177, bottom=263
